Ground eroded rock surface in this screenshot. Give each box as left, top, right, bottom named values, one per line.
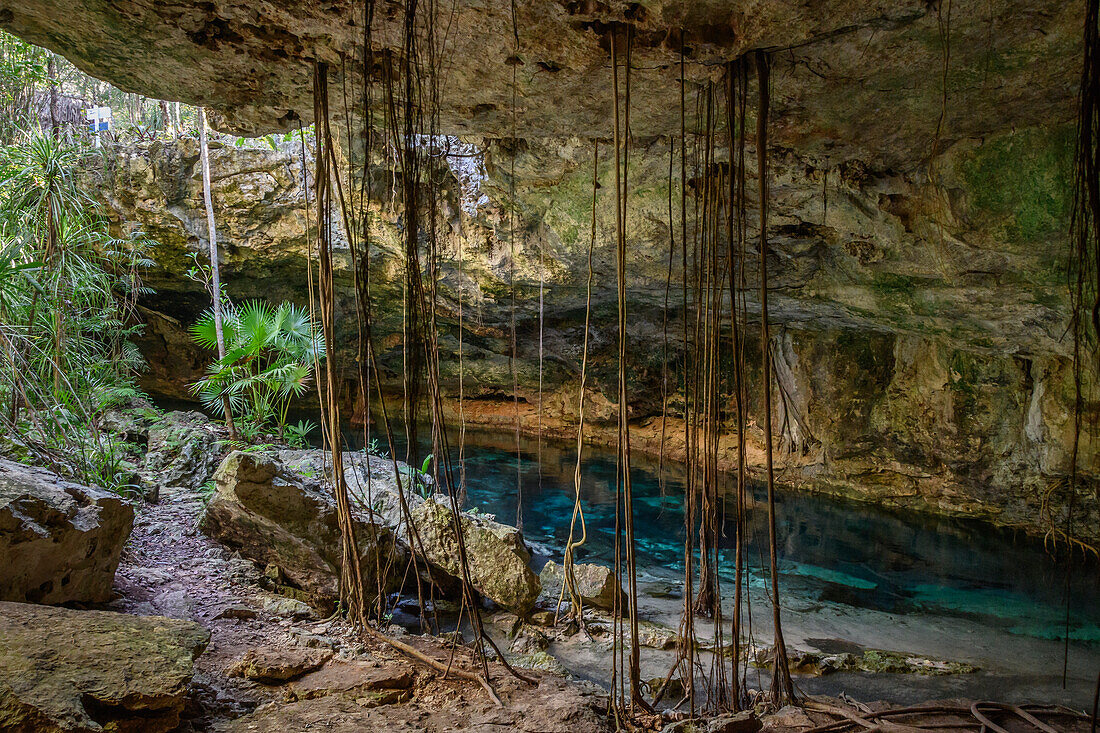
left=199, top=450, right=399, bottom=610
left=411, top=497, right=541, bottom=613
left=144, top=409, right=227, bottom=492
left=227, top=647, right=333, bottom=683
left=540, top=560, right=622, bottom=611
left=94, top=129, right=1099, bottom=544
left=202, top=449, right=543, bottom=614
left=0, top=601, right=209, bottom=733
left=0, top=458, right=134, bottom=604
left=227, top=670, right=610, bottom=733
left=0, top=0, right=1079, bottom=169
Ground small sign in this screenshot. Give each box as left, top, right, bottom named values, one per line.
left=85, top=106, right=111, bottom=132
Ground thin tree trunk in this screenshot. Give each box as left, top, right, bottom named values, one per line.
left=159, top=100, right=170, bottom=135
left=47, top=55, right=58, bottom=136
left=198, top=107, right=238, bottom=440
left=173, top=102, right=181, bottom=136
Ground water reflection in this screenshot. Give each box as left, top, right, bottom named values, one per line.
left=362, top=426, right=1100, bottom=646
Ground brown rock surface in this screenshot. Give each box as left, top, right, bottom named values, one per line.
left=227, top=647, right=332, bottom=683
left=540, top=560, right=623, bottom=610
left=0, top=601, right=209, bottom=733
left=227, top=669, right=609, bottom=732
left=411, top=497, right=542, bottom=613
left=287, top=659, right=414, bottom=702
left=199, top=450, right=398, bottom=610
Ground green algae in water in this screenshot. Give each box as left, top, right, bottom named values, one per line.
left=337, top=426, right=1100, bottom=649
left=782, top=561, right=879, bottom=591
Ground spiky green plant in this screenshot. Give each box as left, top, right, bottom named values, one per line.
left=0, top=129, right=152, bottom=493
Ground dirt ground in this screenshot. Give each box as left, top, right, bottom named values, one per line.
left=104, top=478, right=1095, bottom=733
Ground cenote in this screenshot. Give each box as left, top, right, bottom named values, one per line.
left=339, top=423, right=1100, bottom=704
left=7, top=3, right=1100, bottom=727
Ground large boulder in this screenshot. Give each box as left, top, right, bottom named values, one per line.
left=201, top=449, right=542, bottom=615
left=411, top=497, right=541, bottom=614
left=0, top=458, right=134, bottom=604
left=0, top=601, right=209, bottom=733
left=199, top=451, right=398, bottom=611
left=539, top=560, right=622, bottom=611
left=144, top=410, right=226, bottom=493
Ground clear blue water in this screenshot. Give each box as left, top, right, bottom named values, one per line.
left=367, top=427, right=1100, bottom=648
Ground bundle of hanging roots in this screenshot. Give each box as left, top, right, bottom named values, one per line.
left=295, top=0, right=1100, bottom=722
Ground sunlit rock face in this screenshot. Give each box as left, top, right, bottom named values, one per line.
left=95, top=130, right=1098, bottom=543
left=10, top=0, right=1093, bottom=536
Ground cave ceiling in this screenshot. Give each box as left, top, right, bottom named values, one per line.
left=0, top=0, right=1082, bottom=170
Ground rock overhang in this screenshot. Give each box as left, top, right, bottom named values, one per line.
left=0, top=0, right=1083, bottom=170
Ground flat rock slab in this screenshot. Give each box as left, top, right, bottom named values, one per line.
left=0, top=601, right=209, bottom=733
left=227, top=672, right=609, bottom=732
left=227, top=647, right=333, bottom=683
left=0, top=458, right=134, bottom=604
left=288, top=659, right=414, bottom=701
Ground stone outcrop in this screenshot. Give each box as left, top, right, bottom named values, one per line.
left=201, top=449, right=544, bottom=614
left=144, top=410, right=227, bottom=492
left=9, top=0, right=1089, bottom=541
left=227, top=647, right=332, bottom=683
left=199, top=450, right=398, bottom=610
left=411, top=497, right=541, bottom=613
left=0, top=458, right=134, bottom=604
left=0, top=0, right=1078, bottom=166
left=0, top=601, right=209, bottom=733
left=89, top=126, right=1098, bottom=544
left=286, top=660, right=414, bottom=703
left=539, top=560, right=622, bottom=611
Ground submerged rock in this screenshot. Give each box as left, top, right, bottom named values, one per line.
left=0, top=457, right=134, bottom=604
left=411, top=497, right=541, bottom=614
left=199, top=451, right=398, bottom=611
left=539, top=560, right=622, bottom=611
left=0, top=601, right=209, bottom=733
left=754, top=645, right=980, bottom=676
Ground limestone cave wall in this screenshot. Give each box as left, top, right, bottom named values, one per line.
left=91, top=134, right=1098, bottom=541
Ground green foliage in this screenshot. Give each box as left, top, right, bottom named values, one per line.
left=398, top=453, right=434, bottom=499
left=0, top=33, right=48, bottom=145
left=189, top=299, right=324, bottom=439
left=363, top=437, right=387, bottom=458
left=0, top=129, right=153, bottom=493
left=199, top=479, right=218, bottom=503
left=284, top=419, right=316, bottom=449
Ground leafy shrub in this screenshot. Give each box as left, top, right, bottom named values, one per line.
left=189, top=300, right=323, bottom=439
left=0, top=130, right=153, bottom=493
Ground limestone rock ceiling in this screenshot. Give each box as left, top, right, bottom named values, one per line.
left=0, top=0, right=1082, bottom=168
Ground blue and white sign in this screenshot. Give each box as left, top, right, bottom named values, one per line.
left=85, top=106, right=111, bottom=133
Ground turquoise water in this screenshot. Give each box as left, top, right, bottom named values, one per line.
left=383, top=428, right=1100, bottom=648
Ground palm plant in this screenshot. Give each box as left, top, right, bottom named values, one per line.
left=189, top=300, right=324, bottom=438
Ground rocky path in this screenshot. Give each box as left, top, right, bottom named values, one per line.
left=107, top=479, right=614, bottom=732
